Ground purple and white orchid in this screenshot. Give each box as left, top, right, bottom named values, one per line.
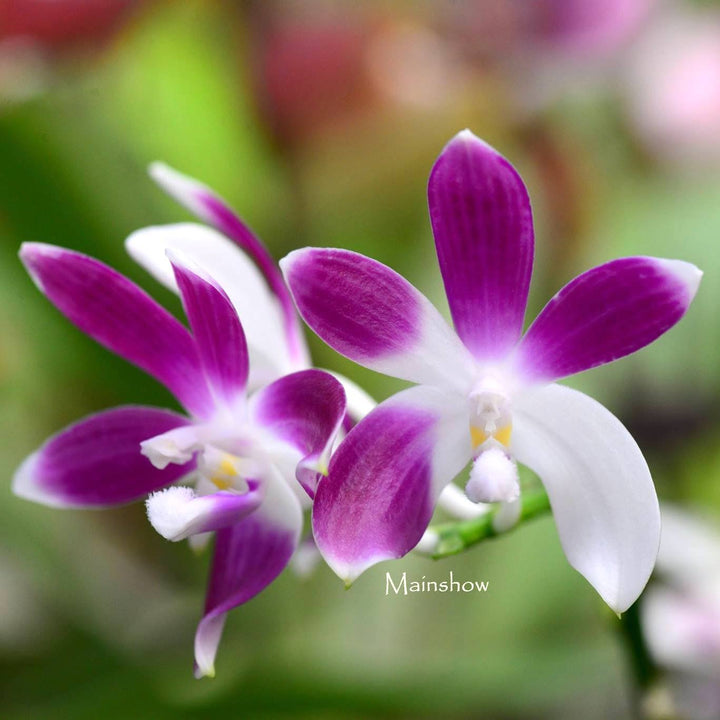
left=13, top=243, right=346, bottom=677
left=281, top=130, right=702, bottom=613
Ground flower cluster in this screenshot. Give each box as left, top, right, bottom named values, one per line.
left=13, top=130, right=701, bottom=675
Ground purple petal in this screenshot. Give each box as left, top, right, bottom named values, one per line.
left=194, top=472, right=302, bottom=677
left=428, top=130, right=534, bottom=360
left=312, top=386, right=470, bottom=584
left=149, top=163, right=307, bottom=367
left=146, top=483, right=263, bottom=541
left=20, top=243, right=214, bottom=418
left=281, top=248, right=474, bottom=393
left=513, top=257, right=702, bottom=384
left=250, top=369, right=346, bottom=497
left=169, top=252, right=249, bottom=407
left=13, top=406, right=195, bottom=508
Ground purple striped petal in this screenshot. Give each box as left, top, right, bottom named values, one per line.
left=13, top=406, right=195, bottom=508
left=513, top=257, right=702, bottom=384
left=149, top=163, right=308, bottom=367
left=146, top=484, right=263, bottom=541
left=250, top=369, right=346, bottom=498
left=169, top=252, right=249, bottom=407
left=281, top=248, right=475, bottom=393
left=194, top=471, right=302, bottom=677
left=20, top=244, right=214, bottom=419
left=312, top=385, right=471, bottom=584
left=428, top=130, right=534, bottom=361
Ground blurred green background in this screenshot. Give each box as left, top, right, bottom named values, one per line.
left=2, top=1, right=720, bottom=718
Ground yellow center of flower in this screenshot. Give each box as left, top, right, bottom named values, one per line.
left=211, top=454, right=240, bottom=490
left=471, top=423, right=512, bottom=451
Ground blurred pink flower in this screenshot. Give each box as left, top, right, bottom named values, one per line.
left=439, top=0, right=655, bottom=63
left=249, top=6, right=373, bottom=148
left=0, top=0, right=139, bottom=51
left=644, top=507, right=720, bottom=675
left=625, top=11, right=720, bottom=165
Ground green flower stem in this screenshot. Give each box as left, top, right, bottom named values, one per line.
left=427, top=489, right=552, bottom=559
left=616, top=600, right=681, bottom=720
left=618, top=600, right=658, bottom=694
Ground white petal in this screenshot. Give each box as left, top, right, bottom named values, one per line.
left=289, top=537, right=322, bottom=579
left=328, top=370, right=377, bottom=422
left=492, top=497, right=522, bottom=533
left=513, top=383, right=660, bottom=613
left=413, top=530, right=440, bottom=555
left=437, top=483, right=491, bottom=520
left=126, top=223, right=295, bottom=386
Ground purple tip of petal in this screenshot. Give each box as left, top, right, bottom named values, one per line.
left=13, top=406, right=195, bottom=508
left=169, top=250, right=249, bottom=407
left=281, top=248, right=422, bottom=362
left=282, top=248, right=476, bottom=393
left=19, top=243, right=215, bottom=419
left=194, top=506, right=300, bottom=677
left=513, top=256, right=702, bottom=384
left=428, top=130, right=534, bottom=361
left=312, top=402, right=439, bottom=584
left=250, top=369, right=346, bottom=498
left=148, top=163, right=307, bottom=365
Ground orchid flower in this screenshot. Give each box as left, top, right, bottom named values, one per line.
left=281, top=130, right=702, bottom=613
left=13, top=244, right=346, bottom=677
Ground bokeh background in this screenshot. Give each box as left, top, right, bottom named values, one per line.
left=2, top=1, right=720, bottom=718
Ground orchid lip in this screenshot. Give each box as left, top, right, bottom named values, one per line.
left=466, top=447, right=520, bottom=504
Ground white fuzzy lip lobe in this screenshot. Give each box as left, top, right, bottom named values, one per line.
left=466, top=447, right=520, bottom=504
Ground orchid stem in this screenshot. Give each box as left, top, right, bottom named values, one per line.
left=427, top=489, right=552, bottom=559
left=617, top=601, right=679, bottom=720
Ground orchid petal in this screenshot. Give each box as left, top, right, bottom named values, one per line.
left=13, top=406, right=195, bottom=508
left=428, top=130, right=534, bottom=361
left=20, top=243, right=214, bottom=418
left=329, top=371, right=377, bottom=429
left=194, top=470, right=302, bottom=678
left=126, top=223, right=295, bottom=387
left=249, top=369, right=346, bottom=497
left=281, top=248, right=475, bottom=394
left=513, top=257, right=702, bottom=384
left=437, top=483, right=491, bottom=520
left=513, top=383, right=660, bottom=613
left=169, top=252, right=249, bottom=407
left=146, top=484, right=262, bottom=541
left=148, top=163, right=308, bottom=367
left=312, top=385, right=471, bottom=584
